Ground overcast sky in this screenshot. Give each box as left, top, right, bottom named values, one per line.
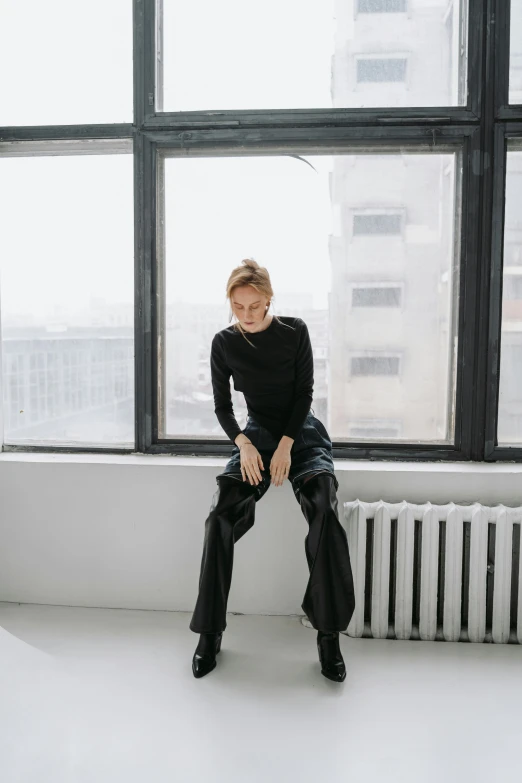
left=0, top=1, right=336, bottom=319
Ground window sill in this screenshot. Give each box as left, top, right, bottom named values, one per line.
left=1, top=450, right=522, bottom=477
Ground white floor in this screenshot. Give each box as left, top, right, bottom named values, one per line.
left=1, top=603, right=521, bottom=783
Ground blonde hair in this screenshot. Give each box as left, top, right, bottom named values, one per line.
left=226, top=258, right=295, bottom=348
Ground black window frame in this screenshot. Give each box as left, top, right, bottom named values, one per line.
left=1, top=0, right=521, bottom=463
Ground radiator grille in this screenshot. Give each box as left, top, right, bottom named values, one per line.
left=339, top=501, right=522, bottom=644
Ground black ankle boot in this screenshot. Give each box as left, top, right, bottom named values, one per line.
left=317, top=630, right=346, bottom=682
left=192, top=632, right=223, bottom=679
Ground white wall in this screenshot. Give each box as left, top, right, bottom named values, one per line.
left=1, top=454, right=522, bottom=616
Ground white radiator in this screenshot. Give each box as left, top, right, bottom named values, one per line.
left=306, top=501, right=522, bottom=644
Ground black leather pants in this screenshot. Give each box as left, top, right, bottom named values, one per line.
left=189, top=472, right=356, bottom=635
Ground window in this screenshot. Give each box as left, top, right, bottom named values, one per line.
left=0, top=0, right=132, bottom=126
left=1, top=2, right=522, bottom=463
left=497, top=146, right=522, bottom=447
left=351, top=356, right=401, bottom=376
left=353, top=212, right=403, bottom=236
left=162, top=0, right=467, bottom=110
left=0, top=144, right=135, bottom=447
left=356, top=58, right=407, bottom=83
left=357, top=0, right=407, bottom=12
left=352, top=287, right=402, bottom=307
left=161, top=152, right=459, bottom=444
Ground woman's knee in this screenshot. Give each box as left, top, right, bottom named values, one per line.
left=297, top=472, right=338, bottom=509
left=205, top=477, right=257, bottom=540
left=298, top=471, right=335, bottom=492
left=209, top=476, right=257, bottom=514
left=302, top=470, right=323, bottom=484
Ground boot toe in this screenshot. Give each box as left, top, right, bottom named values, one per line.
left=192, top=653, right=217, bottom=678
left=191, top=632, right=222, bottom=678
left=317, top=634, right=346, bottom=683
left=320, top=662, right=346, bottom=682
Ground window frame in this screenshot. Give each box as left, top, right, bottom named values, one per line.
left=2, top=0, right=522, bottom=463
left=151, top=131, right=475, bottom=460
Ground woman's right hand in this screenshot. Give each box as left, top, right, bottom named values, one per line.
left=239, top=443, right=265, bottom=486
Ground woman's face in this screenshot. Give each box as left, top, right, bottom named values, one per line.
left=231, top=285, right=270, bottom=332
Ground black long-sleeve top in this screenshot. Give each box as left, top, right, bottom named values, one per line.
left=210, top=316, right=314, bottom=444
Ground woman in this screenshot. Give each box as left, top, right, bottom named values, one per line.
left=190, top=259, right=355, bottom=682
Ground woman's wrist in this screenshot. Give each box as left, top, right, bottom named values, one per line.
left=279, top=435, right=294, bottom=450
left=235, top=434, right=252, bottom=448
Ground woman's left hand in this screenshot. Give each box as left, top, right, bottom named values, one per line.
left=270, top=444, right=292, bottom=487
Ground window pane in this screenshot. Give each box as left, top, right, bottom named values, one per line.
left=162, top=0, right=468, bottom=111
left=498, top=146, right=522, bottom=445
left=356, top=58, right=408, bottom=83
left=0, top=1, right=132, bottom=125
left=510, top=0, right=522, bottom=104
left=0, top=144, right=135, bottom=447
left=160, top=150, right=460, bottom=444
left=353, top=213, right=402, bottom=235
left=351, top=356, right=400, bottom=375
left=352, top=287, right=402, bottom=307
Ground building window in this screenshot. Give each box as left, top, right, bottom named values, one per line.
left=356, top=57, right=407, bottom=83
left=351, top=356, right=401, bottom=376
left=348, top=421, right=402, bottom=439
left=352, top=286, right=403, bottom=307
left=357, top=0, right=407, bottom=12
left=353, top=212, right=403, bottom=235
